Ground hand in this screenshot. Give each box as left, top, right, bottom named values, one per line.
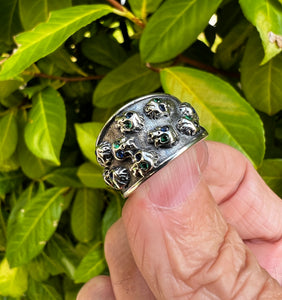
left=77, top=141, right=282, bottom=299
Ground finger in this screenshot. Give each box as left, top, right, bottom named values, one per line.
left=123, top=143, right=282, bottom=299
left=204, top=141, right=282, bottom=241
left=104, top=219, right=156, bottom=300
left=76, top=276, right=115, bottom=300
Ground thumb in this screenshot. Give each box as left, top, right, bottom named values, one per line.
left=122, top=142, right=282, bottom=299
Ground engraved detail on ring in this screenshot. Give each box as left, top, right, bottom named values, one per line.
left=148, top=125, right=178, bottom=148
left=144, top=98, right=173, bottom=119
left=103, top=167, right=130, bottom=190
left=96, top=141, right=113, bottom=167
left=177, top=102, right=200, bottom=136
left=115, top=111, right=144, bottom=133
left=112, top=136, right=138, bottom=160
left=130, top=150, right=158, bottom=177
left=176, top=116, right=200, bottom=136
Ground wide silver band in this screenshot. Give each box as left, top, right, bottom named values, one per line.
left=95, top=93, right=208, bottom=197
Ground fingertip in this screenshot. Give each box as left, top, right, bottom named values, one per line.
left=77, top=276, right=115, bottom=300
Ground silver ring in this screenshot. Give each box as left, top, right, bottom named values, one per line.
left=95, top=94, right=208, bottom=197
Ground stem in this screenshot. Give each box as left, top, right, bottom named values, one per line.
left=107, top=0, right=145, bottom=28
left=23, top=72, right=104, bottom=82
left=177, top=55, right=240, bottom=79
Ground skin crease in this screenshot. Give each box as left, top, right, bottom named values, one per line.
left=77, top=141, right=282, bottom=300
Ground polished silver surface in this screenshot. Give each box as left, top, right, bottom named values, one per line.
left=95, top=93, right=208, bottom=197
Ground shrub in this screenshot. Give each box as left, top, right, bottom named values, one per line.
left=0, top=0, right=281, bottom=298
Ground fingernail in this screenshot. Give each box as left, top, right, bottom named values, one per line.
left=139, top=141, right=206, bottom=208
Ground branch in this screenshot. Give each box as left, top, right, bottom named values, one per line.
left=177, top=55, right=240, bottom=79
left=106, top=0, right=145, bottom=28
left=23, top=72, right=104, bottom=82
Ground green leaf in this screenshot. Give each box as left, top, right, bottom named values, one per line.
left=44, top=167, right=83, bottom=188
left=74, top=242, right=106, bottom=283
left=102, top=192, right=124, bottom=240
left=6, top=187, right=66, bottom=267
left=239, top=0, right=282, bottom=63
left=27, top=278, right=63, bottom=300
left=46, top=234, right=80, bottom=279
left=0, top=171, right=23, bottom=197
left=26, top=254, right=50, bottom=282
left=258, top=159, right=282, bottom=198
left=93, top=54, right=160, bottom=108
left=241, top=32, right=282, bottom=116
left=0, top=112, right=18, bottom=163
left=214, top=19, right=253, bottom=70
left=48, top=47, right=87, bottom=76
left=140, top=0, right=222, bottom=63
left=128, top=0, right=163, bottom=19
left=0, top=258, right=28, bottom=297
left=0, top=154, right=20, bottom=173
left=71, top=189, right=104, bottom=243
left=19, top=0, right=49, bottom=30
left=0, top=4, right=114, bottom=80
left=0, top=0, right=22, bottom=52
left=81, top=32, right=127, bottom=68
left=77, top=162, right=107, bottom=189
left=161, top=67, right=265, bottom=167
left=24, top=87, right=66, bottom=165
left=75, top=122, right=104, bottom=164
left=41, top=251, right=64, bottom=276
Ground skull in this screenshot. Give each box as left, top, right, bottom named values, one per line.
left=96, top=141, right=113, bottom=167
left=144, top=98, right=173, bottom=119
left=148, top=125, right=178, bottom=148
left=179, top=102, right=199, bottom=122
left=176, top=116, right=200, bottom=136
left=112, top=136, right=138, bottom=160
left=115, top=111, right=144, bottom=133
left=103, top=167, right=130, bottom=190
left=130, top=150, right=158, bottom=177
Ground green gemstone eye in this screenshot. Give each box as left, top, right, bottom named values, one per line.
left=124, top=120, right=132, bottom=129
left=139, top=162, right=149, bottom=170
left=160, top=134, right=169, bottom=143
left=153, top=98, right=161, bottom=103
left=185, top=115, right=192, bottom=120
left=113, top=141, right=120, bottom=149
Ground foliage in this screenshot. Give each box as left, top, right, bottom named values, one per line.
left=0, top=0, right=281, bottom=298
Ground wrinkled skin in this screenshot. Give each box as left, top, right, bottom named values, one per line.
left=78, top=141, right=282, bottom=299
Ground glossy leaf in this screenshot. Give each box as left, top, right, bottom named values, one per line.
left=239, top=0, right=282, bottom=63
left=81, top=32, right=127, bottom=68
left=46, top=234, right=80, bottom=279
left=26, top=255, right=50, bottom=282
left=258, top=159, right=282, bottom=198
left=19, top=0, right=72, bottom=31
left=75, top=122, right=104, bottom=164
left=214, top=19, right=253, bottom=70
left=0, top=171, right=23, bottom=196
left=93, top=54, right=160, bottom=108
left=0, top=154, right=19, bottom=173
left=6, top=187, right=66, bottom=267
left=48, top=47, right=87, bottom=76
left=241, top=32, right=282, bottom=115
left=27, top=278, right=63, bottom=300
left=140, top=0, right=222, bottom=63
left=71, top=189, right=103, bottom=243
left=45, top=167, right=83, bottom=188
left=161, top=67, right=265, bottom=167
left=19, top=0, right=49, bottom=30
left=77, top=162, right=107, bottom=189
left=0, top=112, right=18, bottom=163
left=74, top=242, right=106, bottom=283
left=0, top=5, right=114, bottom=80
left=24, top=87, right=66, bottom=165
left=128, top=0, right=163, bottom=18
left=0, top=258, right=28, bottom=297
left=0, top=0, right=22, bottom=52
left=102, top=192, right=124, bottom=240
